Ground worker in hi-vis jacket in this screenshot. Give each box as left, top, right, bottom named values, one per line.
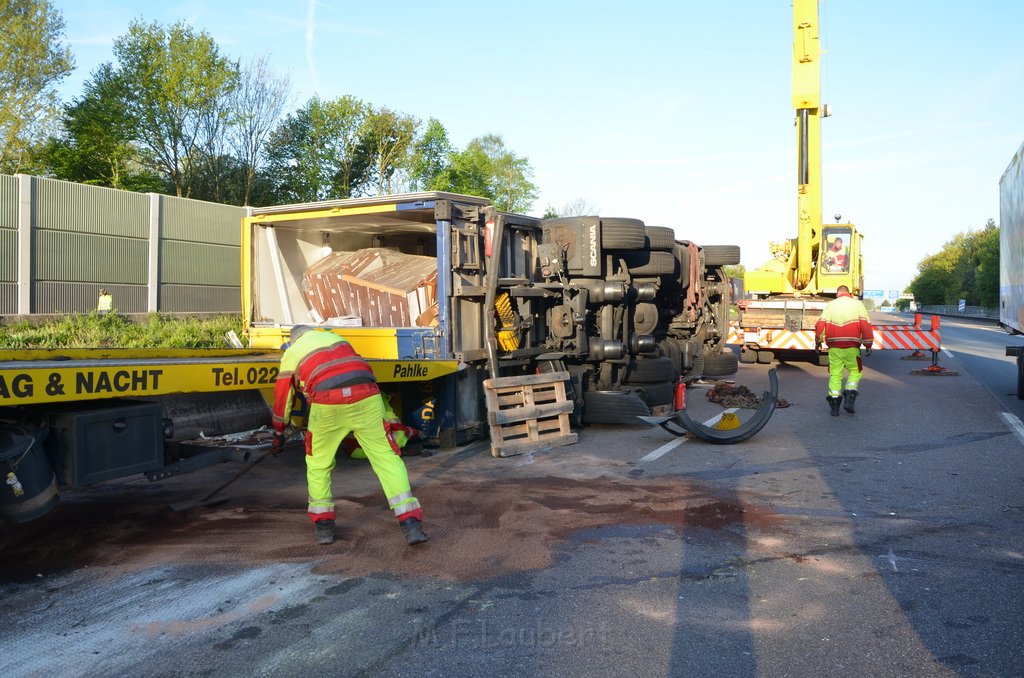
left=814, top=285, right=874, bottom=416
left=271, top=325, right=428, bottom=546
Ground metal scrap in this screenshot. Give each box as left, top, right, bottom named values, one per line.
left=707, top=382, right=789, bottom=409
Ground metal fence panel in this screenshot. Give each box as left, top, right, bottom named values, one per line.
left=34, top=176, right=148, bottom=237
left=34, top=230, right=147, bottom=284
left=1, top=174, right=243, bottom=316
left=33, top=282, right=147, bottom=314
left=159, top=284, right=240, bottom=313
left=161, top=195, right=243, bottom=246
left=0, top=176, right=17, bottom=314
left=160, top=240, right=238, bottom=286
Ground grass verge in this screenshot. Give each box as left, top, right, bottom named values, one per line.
left=0, top=313, right=244, bottom=349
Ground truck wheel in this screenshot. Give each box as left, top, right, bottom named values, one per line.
left=625, top=356, right=676, bottom=383
left=673, top=243, right=693, bottom=286
left=632, top=303, right=660, bottom=336
left=644, top=226, right=675, bottom=251
left=702, top=245, right=741, bottom=266
left=658, top=338, right=684, bottom=373
left=686, top=354, right=705, bottom=381
left=739, top=348, right=757, bottom=364
left=1017, top=352, right=1024, bottom=400
left=582, top=389, right=652, bottom=424
left=630, top=381, right=674, bottom=406
left=757, top=350, right=774, bottom=364
left=703, top=351, right=739, bottom=377
left=601, top=218, right=647, bottom=250
left=619, top=251, right=677, bottom=276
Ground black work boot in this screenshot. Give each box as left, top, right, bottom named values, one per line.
left=827, top=396, right=842, bottom=416
left=314, top=519, right=335, bottom=545
left=843, top=389, right=858, bottom=414
left=400, top=517, right=429, bottom=546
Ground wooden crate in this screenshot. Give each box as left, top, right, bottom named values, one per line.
left=483, top=371, right=578, bottom=457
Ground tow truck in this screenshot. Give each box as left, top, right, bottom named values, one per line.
left=0, top=344, right=458, bottom=525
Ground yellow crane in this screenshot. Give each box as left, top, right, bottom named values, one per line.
left=737, top=0, right=864, bottom=365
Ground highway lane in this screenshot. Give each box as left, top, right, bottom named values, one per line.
left=2, top=330, right=1023, bottom=677
left=885, top=312, right=1024, bottom=429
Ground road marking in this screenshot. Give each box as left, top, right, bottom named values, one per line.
left=942, top=347, right=954, bottom=358
left=999, top=412, right=1024, bottom=446
left=640, top=408, right=740, bottom=463
left=640, top=438, right=684, bottom=463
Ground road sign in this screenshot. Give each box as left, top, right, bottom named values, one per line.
left=864, top=289, right=884, bottom=299
left=887, top=289, right=900, bottom=300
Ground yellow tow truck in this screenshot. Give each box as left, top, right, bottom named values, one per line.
left=0, top=344, right=458, bottom=524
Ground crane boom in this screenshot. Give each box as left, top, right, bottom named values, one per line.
left=734, top=0, right=865, bottom=365
left=792, top=0, right=822, bottom=290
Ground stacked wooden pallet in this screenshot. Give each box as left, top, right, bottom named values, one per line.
left=483, top=371, right=578, bottom=457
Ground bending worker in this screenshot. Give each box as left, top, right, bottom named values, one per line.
left=814, top=285, right=874, bottom=416
left=271, top=325, right=428, bottom=546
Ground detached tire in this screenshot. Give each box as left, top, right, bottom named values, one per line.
left=582, top=389, right=652, bottom=425
left=702, top=245, right=741, bottom=267
left=703, top=351, right=739, bottom=377
left=601, top=218, right=647, bottom=250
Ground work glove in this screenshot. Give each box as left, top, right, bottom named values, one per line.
left=863, top=347, right=872, bottom=356
left=270, top=432, right=285, bottom=455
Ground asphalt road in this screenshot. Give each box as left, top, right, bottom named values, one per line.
left=2, top=322, right=1023, bottom=678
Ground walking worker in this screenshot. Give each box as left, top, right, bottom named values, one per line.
left=814, top=285, right=874, bottom=416
left=97, top=288, right=113, bottom=314
left=270, top=325, right=428, bottom=546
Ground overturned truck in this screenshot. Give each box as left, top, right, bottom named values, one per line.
left=243, top=192, right=740, bottom=440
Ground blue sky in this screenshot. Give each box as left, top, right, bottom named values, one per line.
left=50, top=1, right=1024, bottom=295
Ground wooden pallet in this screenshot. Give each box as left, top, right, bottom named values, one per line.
left=483, top=371, right=578, bottom=457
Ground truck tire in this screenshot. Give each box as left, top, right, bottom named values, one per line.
left=630, top=381, right=674, bottom=407
left=601, top=218, right=647, bottom=250
left=702, top=245, right=741, bottom=267
left=624, top=357, right=676, bottom=383
left=658, top=338, right=684, bottom=373
left=703, top=351, right=739, bottom=377
left=673, top=242, right=693, bottom=286
left=582, top=389, right=652, bottom=425
left=686, top=355, right=705, bottom=381
left=619, top=250, right=677, bottom=276
left=644, top=226, right=675, bottom=251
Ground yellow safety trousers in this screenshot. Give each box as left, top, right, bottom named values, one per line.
left=827, top=347, right=863, bottom=397
left=305, top=394, right=421, bottom=523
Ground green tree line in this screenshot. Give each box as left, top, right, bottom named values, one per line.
left=0, top=1, right=539, bottom=212
left=908, top=219, right=999, bottom=308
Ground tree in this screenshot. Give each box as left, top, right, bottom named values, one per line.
left=408, top=118, right=452, bottom=191
left=542, top=198, right=599, bottom=219
left=112, top=20, right=239, bottom=197
left=974, top=220, right=999, bottom=308
left=0, top=0, right=74, bottom=173
left=362, top=106, right=418, bottom=195
left=228, top=54, right=291, bottom=206
left=433, top=134, right=537, bottom=212
left=909, top=221, right=1000, bottom=307
left=265, top=95, right=370, bottom=202
left=42, top=63, right=162, bottom=191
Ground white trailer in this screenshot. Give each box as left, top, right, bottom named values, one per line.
left=999, top=142, right=1024, bottom=398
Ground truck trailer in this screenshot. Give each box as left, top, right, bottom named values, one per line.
left=999, top=141, right=1024, bottom=398
left=242, top=191, right=741, bottom=441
